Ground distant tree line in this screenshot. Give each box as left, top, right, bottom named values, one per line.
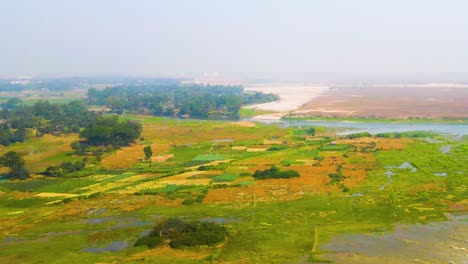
left=0, top=100, right=96, bottom=146
left=0, top=100, right=142, bottom=150
left=87, top=84, right=278, bottom=119
left=0, top=77, right=182, bottom=92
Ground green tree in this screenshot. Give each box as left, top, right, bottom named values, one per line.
left=80, top=117, right=141, bottom=147
left=0, top=151, right=30, bottom=179
left=143, top=145, right=153, bottom=166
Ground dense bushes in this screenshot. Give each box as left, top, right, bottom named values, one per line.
left=345, top=132, right=371, bottom=139
left=43, top=159, right=87, bottom=177
left=268, top=145, right=289, bottom=151
left=375, top=131, right=437, bottom=138
left=253, top=166, right=300, bottom=180
left=134, top=218, right=228, bottom=249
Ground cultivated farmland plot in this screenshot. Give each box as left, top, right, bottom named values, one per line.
left=0, top=116, right=466, bottom=263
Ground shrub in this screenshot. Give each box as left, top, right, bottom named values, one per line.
left=134, top=218, right=228, bottom=249
left=182, top=199, right=195, bottom=205
left=168, top=221, right=228, bottom=248
left=253, top=166, right=300, bottom=180
left=44, top=159, right=87, bottom=177
left=268, top=145, right=288, bottom=151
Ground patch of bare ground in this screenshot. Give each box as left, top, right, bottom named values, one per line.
left=102, top=143, right=171, bottom=169
left=295, top=86, right=468, bottom=119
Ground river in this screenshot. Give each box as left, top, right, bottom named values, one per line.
left=243, top=117, right=468, bottom=137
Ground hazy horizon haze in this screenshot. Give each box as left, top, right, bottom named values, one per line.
left=1, top=0, right=467, bottom=82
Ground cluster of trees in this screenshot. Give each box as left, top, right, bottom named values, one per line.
left=43, top=159, right=87, bottom=177
left=240, top=91, right=279, bottom=105
left=1, top=99, right=141, bottom=148
left=375, top=131, right=436, bottom=138
left=71, top=116, right=142, bottom=156
left=87, top=84, right=277, bottom=119
left=134, top=218, right=228, bottom=249
left=0, top=100, right=96, bottom=146
left=0, top=99, right=142, bottom=179
left=253, top=166, right=300, bottom=180
left=0, top=151, right=30, bottom=179
left=79, top=116, right=142, bottom=147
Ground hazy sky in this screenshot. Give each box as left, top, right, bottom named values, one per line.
left=1, top=0, right=467, bottom=81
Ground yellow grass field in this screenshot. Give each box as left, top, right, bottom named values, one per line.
left=34, top=192, right=79, bottom=198
left=0, top=134, right=79, bottom=172
left=102, top=143, right=171, bottom=169
left=246, top=148, right=268, bottom=152
left=232, top=146, right=247, bottom=150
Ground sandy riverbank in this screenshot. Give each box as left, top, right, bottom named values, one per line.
left=243, top=85, right=329, bottom=119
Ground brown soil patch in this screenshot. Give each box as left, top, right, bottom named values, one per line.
left=230, top=121, right=256, bottom=127
left=151, top=154, right=174, bottom=162
left=296, top=86, right=468, bottom=119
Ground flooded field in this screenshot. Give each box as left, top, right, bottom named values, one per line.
left=321, top=213, right=468, bottom=264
